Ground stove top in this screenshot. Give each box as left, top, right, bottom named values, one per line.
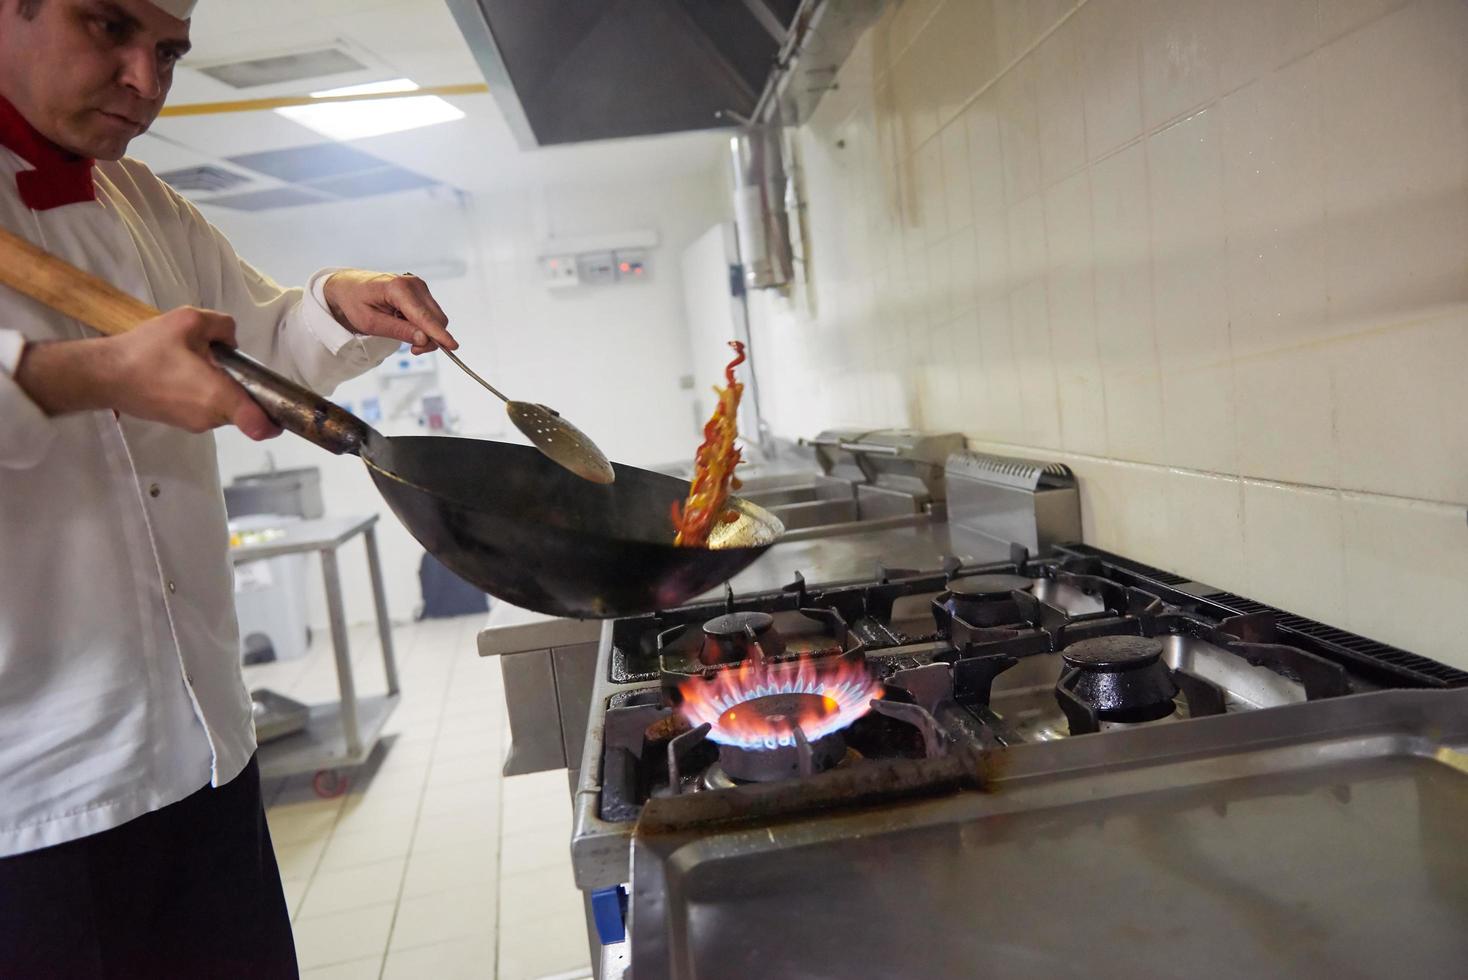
left=589, top=544, right=1468, bottom=825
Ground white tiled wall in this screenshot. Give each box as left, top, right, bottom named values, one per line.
left=747, top=0, right=1468, bottom=667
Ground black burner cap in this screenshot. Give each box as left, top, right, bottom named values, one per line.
left=704, top=611, right=774, bottom=639
left=947, top=574, right=1034, bottom=599
left=1063, top=635, right=1164, bottom=670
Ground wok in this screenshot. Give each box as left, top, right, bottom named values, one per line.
left=226, top=353, right=784, bottom=617
left=0, top=226, right=784, bottom=618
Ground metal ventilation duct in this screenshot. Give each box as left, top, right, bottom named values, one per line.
left=729, top=121, right=794, bottom=289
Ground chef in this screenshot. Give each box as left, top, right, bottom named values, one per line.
left=0, top=0, right=461, bottom=975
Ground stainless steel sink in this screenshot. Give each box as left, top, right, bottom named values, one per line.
left=738, top=474, right=857, bottom=530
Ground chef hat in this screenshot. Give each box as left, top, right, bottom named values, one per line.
left=148, top=0, right=197, bottom=17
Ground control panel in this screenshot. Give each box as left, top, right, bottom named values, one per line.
left=538, top=230, right=657, bottom=289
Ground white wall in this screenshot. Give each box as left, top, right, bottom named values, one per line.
left=208, top=168, right=726, bottom=629
left=747, top=0, right=1468, bottom=667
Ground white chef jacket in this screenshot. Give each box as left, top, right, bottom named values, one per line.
left=0, top=150, right=400, bottom=858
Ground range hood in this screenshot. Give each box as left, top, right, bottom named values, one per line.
left=446, top=0, right=796, bottom=145
left=446, top=0, right=882, bottom=147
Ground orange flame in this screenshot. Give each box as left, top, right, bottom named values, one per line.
left=677, top=652, right=882, bottom=750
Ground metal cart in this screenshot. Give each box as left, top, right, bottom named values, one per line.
left=230, top=514, right=400, bottom=796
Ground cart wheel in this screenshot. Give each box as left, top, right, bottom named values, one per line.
left=312, top=769, right=348, bottom=798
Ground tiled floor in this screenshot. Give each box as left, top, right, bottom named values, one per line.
left=247, top=614, right=592, bottom=980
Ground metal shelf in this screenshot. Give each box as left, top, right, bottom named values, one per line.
left=258, top=694, right=400, bottom=779
left=234, top=514, right=403, bottom=785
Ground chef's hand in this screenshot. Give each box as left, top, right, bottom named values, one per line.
left=112, top=308, right=283, bottom=441
left=322, top=270, right=458, bottom=356
left=15, top=306, right=282, bottom=442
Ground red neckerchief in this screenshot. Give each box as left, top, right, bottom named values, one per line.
left=0, top=95, right=97, bottom=210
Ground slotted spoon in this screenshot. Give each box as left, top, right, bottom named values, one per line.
left=437, top=347, right=614, bottom=484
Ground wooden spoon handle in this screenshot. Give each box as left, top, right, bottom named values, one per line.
left=0, top=225, right=160, bottom=334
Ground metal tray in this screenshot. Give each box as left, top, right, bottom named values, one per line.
left=250, top=688, right=310, bottom=743
left=629, top=688, right=1468, bottom=979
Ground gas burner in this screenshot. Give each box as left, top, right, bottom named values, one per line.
left=704, top=610, right=774, bottom=637
left=1063, top=634, right=1162, bottom=669
left=672, top=646, right=881, bottom=783
left=700, top=611, right=785, bottom=665
left=657, top=607, right=859, bottom=678
left=949, top=573, right=1035, bottom=598
left=1055, top=635, right=1179, bottom=731
left=719, top=718, right=847, bottom=782
left=702, top=745, right=863, bottom=790
left=934, top=573, right=1035, bottom=631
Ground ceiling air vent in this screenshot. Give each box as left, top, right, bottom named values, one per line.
left=156, top=165, right=251, bottom=194
left=179, top=143, right=445, bottom=211
left=197, top=47, right=366, bottom=89
left=227, top=143, right=387, bottom=183
left=203, top=187, right=334, bottom=211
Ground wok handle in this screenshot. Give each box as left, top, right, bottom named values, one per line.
left=209, top=344, right=367, bottom=456
left=0, top=225, right=368, bottom=456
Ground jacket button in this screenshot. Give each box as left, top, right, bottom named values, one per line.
left=149, top=483, right=161, bottom=497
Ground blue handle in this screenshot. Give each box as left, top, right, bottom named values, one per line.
left=591, top=886, right=627, bottom=944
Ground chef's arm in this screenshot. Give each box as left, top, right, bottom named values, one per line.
left=173, top=191, right=457, bottom=394
left=1, top=310, right=279, bottom=468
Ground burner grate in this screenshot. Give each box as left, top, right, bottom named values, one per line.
left=1053, top=545, right=1468, bottom=690
left=1205, top=592, right=1468, bottom=689
left=1055, top=544, right=1191, bottom=585
left=595, top=545, right=1468, bottom=827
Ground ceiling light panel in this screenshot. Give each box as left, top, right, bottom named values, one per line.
left=275, top=94, right=466, bottom=142
left=310, top=78, right=419, bottom=97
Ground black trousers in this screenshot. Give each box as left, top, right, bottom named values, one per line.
left=0, top=756, right=298, bottom=979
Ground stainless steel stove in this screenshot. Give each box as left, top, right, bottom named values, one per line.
left=569, top=543, right=1468, bottom=979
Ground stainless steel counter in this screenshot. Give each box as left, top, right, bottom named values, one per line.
left=719, top=519, right=1008, bottom=594
left=476, top=601, right=601, bottom=659
left=229, top=514, right=379, bottom=562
